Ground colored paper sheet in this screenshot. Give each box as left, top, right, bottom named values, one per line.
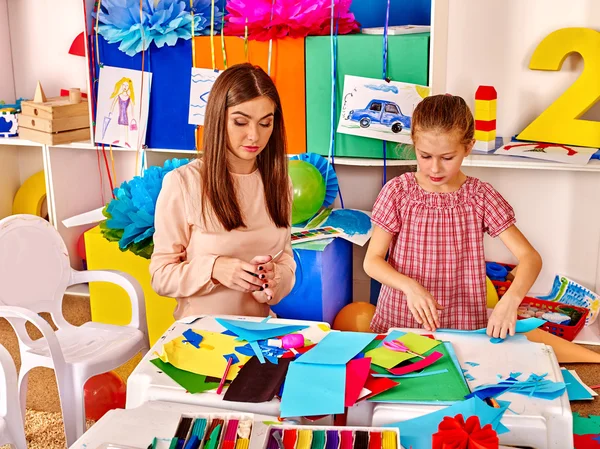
left=561, top=369, right=594, bottom=401
left=297, top=331, right=376, bottom=365
left=573, top=412, right=600, bottom=435
left=385, top=397, right=509, bottom=449
left=158, top=331, right=250, bottom=380
left=215, top=318, right=308, bottom=342
left=280, top=362, right=346, bottom=418
left=150, top=358, right=220, bottom=394
left=345, top=357, right=372, bottom=407
left=358, top=375, right=399, bottom=402
left=388, top=351, right=444, bottom=376
left=369, top=342, right=470, bottom=404
left=438, top=318, right=545, bottom=342
left=467, top=373, right=566, bottom=401
left=366, top=332, right=442, bottom=369
left=574, top=433, right=600, bottom=448
left=224, top=357, right=291, bottom=403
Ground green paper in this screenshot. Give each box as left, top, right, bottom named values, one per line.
left=306, top=33, right=430, bottom=159
left=572, top=412, right=600, bottom=435
left=150, top=358, right=220, bottom=394
left=368, top=342, right=470, bottom=403
left=366, top=332, right=441, bottom=369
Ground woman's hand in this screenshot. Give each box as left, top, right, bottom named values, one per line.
left=487, top=295, right=519, bottom=339
left=405, top=281, right=444, bottom=331
left=249, top=255, right=278, bottom=304
left=211, top=256, right=264, bottom=293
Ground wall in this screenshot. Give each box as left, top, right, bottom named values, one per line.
left=441, top=0, right=600, bottom=293
left=0, top=0, right=15, bottom=103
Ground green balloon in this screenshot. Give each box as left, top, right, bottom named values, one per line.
left=288, top=160, right=326, bottom=225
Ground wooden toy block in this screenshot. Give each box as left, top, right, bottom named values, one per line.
left=475, top=119, right=496, bottom=132
left=473, top=139, right=496, bottom=151
left=18, top=83, right=90, bottom=145
left=474, top=129, right=496, bottom=141
left=475, top=85, right=497, bottom=101
left=475, top=99, right=497, bottom=121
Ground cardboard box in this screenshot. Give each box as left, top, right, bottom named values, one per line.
left=84, top=225, right=176, bottom=346
left=194, top=36, right=306, bottom=155
left=306, top=33, right=430, bottom=159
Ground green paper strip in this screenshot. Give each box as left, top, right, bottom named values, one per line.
left=150, top=358, right=220, bottom=394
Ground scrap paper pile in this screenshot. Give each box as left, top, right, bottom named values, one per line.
left=573, top=412, right=600, bottom=449
left=466, top=372, right=566, bottom=401
left=561, top=368, right=597, bottom=401
left=149, top=318, right=320, bottom=398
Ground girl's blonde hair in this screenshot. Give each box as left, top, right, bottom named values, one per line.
left=411, top=94, right=474, bottom=145
left=110, top=77, right=135, bottom=105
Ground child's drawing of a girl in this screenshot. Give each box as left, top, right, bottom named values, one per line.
left=109, top=77, right=135, bottom=147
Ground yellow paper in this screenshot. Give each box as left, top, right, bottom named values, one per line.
left=158, top=330, right=250, bottom=381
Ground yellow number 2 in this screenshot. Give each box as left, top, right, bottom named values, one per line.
left=517, top=28, right=600, bottom=148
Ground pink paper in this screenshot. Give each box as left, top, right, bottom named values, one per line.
left=345, top=357, right=372, bottom=407
left=388, top=351, right=444, bottom=376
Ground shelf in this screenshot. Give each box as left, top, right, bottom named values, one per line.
left=0, top=136, right=44, bottom=147
left=330, top=157, right=417, bottom=167
left=463, top=154, right=600, bottom=172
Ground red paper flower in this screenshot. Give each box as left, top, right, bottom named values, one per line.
left=224, top=0, right=360, bottom=41
left=432, top=414, right=499, bottom=449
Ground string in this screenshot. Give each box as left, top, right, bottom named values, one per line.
left=136, top=0, right=148, bottom=176
left=210, top=0, right=216, bottom=70
left=220, top=0, right=228, bottom=69
left=381, top=0, right=391, bottom=186
left=190, top=0, right=199, bottom=150
left=101, top=145, right=115, bottom=197
left=267, top=0, right=275, bottom=76
left=244, top=18, right=249, bottom=61
left=109, top=143, right=117, bottom=186
left=96, top=147, right=105, bottom=205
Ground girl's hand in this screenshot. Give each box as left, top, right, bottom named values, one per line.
left=211, top=256, right=264, bottom=293
left=487, top=296, right=519, bottom=339
left=405, top=281, right=444, bottom=331
left=249, top=255, right=277, bottom=304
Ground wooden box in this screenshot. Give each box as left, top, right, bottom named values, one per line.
left=18, top=87, right=90, bottom=145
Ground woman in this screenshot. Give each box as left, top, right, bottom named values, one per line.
left=150, top=63, right=296, bottom=320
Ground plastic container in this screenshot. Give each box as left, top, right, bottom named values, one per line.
left=519, top=297, right=589, bottom=341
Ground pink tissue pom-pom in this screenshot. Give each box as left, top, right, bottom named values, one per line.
left=224, top=0, right=360, bottom=40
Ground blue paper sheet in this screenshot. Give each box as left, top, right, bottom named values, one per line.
left=437, top=318, right=545, bottom=343
left=296, top=331, right=376, bottom=365
left=385, top=397, right=510, bottom=449
left=215, top=318, right=308, bottom=342
left=561, top=368, right=594, bottom=401
left=467, top=373, right=566, bottom=401
left=280, top=362, right=345, bottom=418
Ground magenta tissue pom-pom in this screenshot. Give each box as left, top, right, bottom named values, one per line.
left=225, top=0, right=360, bottom=41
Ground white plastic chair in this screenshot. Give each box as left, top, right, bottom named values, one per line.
left=0, top=344, right=27, bottom=449
left=0, top=214, right=149, bottom=447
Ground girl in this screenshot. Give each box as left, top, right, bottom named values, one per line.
left=150, top=63, right=296, bottom=320
left=364, top=94, right=542, bottom=339
left=109, top=77, right=135, bottom=146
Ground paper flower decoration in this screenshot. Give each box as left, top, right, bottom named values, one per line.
left=225, top=0, right=360, bottom=41
left=95, top=0, right=213, bottom=56
left=432, top=414, right=499, bottom=449
left=189, top=0, right=224, bottom=36
left=100, top=158, right=190, bottom=258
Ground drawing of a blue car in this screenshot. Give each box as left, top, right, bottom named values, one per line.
left=347, top=99, right=411, bottom=133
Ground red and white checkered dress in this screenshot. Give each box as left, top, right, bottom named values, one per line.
left=370, top=173, right=516, bottom=332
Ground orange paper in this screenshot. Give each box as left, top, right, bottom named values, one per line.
left=194, top=36, right=306, bottom=155
left=525, top=329, right=600, bottom=363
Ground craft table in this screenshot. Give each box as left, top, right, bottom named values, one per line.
left=126, top=315, right=333, bottom=419
left=362, top=329, right=572, bottom=449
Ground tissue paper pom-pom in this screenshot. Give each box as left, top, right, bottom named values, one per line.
left=432, top=414, right=499, bottom=449
left=224, top=0, right=360, bottom=41
left=100, top=158, right=190, bottom=259
left=189, top=0, right=224, bottom=36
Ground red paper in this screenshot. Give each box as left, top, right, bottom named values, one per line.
left=345, top=358, right=372, bottom=407
left=358, top=374, right=399, bottom=402
left=574, top=434, right=600, bottom=449
left=388, top=351, right=444, bottom=376
left=432, top=415, right=499, bottom=449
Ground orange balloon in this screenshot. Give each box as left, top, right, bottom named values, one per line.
left=84, top=371, right=126, bottom=421
left=333, top=302, right=377, bottom=332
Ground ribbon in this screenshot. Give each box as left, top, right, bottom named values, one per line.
left=220, top=0, right=228, bottom=69
left=267, top=0, right=275, bottom=75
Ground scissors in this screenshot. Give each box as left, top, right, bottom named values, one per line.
left=383, top=340, right=426, bottom=359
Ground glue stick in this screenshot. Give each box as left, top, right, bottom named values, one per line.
left=267, top=334, right=304, bottom=349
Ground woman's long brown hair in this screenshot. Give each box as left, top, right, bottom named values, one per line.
left=200, top=63, right=290, bottom=231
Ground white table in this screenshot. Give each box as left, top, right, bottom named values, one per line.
left=126, top=315, right=332, bottom=418
left=367, top=329, right=572, bottom=449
